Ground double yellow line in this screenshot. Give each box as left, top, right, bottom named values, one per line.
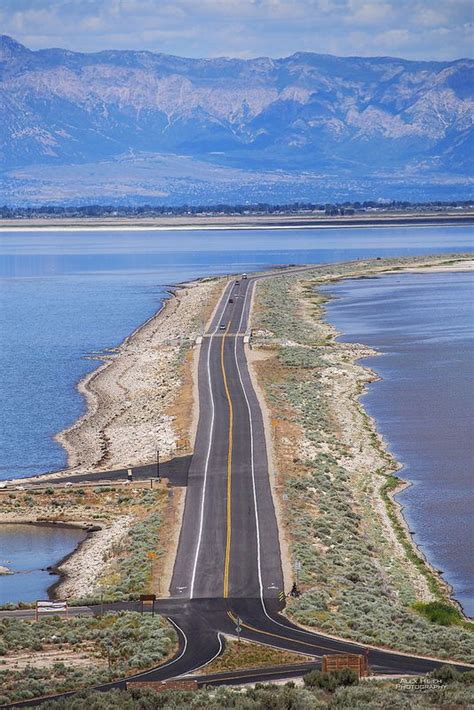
left=221, top=324, right=234, bottom=598
left=226, top=610, right=332, bottom=654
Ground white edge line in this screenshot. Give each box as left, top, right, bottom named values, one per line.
left=189, top=281, right=233, bottom=598
left=235, top=277, right=341, bottom=640
left=237, top=275, right=473, bottom=660
left=234, top=281, right=265, bottom=603
left=126, top=616, right=188, bottom=681
left=178, top=632, right=225, bottom=677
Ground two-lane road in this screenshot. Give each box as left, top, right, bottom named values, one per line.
left=170, top=275, right=283, bottom=602
left=4, top=266, right=471, bottom=708
left=164, top=267, right=472, bottom=679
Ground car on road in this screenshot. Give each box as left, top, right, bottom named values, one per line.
left=229, top=298, right=234, bottom=303
left=219, top=323, right=226, bottom=330
left=235, top=280, right=240, bottom=285
left=242, top=273, right=248, bottom=279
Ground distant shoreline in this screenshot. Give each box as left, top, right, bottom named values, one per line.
left=1, top=211, right=474, bottom=232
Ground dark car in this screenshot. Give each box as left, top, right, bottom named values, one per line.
left=229, top=298, right=234, bottom=303
left=219, top=323, right=226, bottom=330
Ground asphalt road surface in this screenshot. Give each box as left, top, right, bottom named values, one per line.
left=3, top=266, right=472, bottom=707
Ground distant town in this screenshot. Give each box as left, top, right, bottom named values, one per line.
left=1, top=200, right=473, bottom=221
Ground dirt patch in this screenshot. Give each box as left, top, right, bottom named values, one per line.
left=197, top=638, right=311, bottom=674
left=1, top=646, right=106, bottom=672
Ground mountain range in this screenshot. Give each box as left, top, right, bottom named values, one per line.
left=1, top=35, right=472, bottom=205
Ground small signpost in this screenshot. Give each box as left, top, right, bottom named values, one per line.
left=140, top=593, right=157, bottom=617
left=235, top=616, right=242, bottom=644
left=294, top=559, right=301, bottom=585
left=35, top=600, right=68, bottom=621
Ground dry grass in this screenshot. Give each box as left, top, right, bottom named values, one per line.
left=199, top=638, right=310, bottom=674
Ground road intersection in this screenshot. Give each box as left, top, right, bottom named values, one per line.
left=2, top=266, right=471, bottom=706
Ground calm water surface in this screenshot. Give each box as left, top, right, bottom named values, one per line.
left=0, top=226, right=471, bottom=479
left=0, top=226, right=472, bottom=604
left=0, top=524, right=86, bottom=605
left=321, top=271, right=474, bottom=616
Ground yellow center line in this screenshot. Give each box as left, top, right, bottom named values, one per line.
left=221, top=323, right=234, bottom=598
left=226, top=611, right=337, bottom=653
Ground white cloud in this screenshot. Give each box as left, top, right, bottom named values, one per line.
left=348, top=1, right=394, bottom=26
left=1, top=0, right=472, bottom=60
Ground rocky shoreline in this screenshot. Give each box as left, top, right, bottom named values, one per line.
left=2, top=274, right=227, bottom=602
left=3, top=255, right=472, bottom=627
left=55, top=276, right=225, bottom=474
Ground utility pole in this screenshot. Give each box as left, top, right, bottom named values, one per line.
left=106, top=642, right=112, bottom=679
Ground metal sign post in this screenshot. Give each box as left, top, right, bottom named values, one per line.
left=235, top=616, right=242, bottom=644
left=140, top=593, right=157, bottom=616
left=294, top=559, right=301, bottom=586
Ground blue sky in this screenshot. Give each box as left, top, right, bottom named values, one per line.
left=1, top=0, right=472, bottom=60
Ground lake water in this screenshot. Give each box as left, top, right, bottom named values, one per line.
left=0, top=225, right=472, bottom=479
left=321, top=270, right=474, bottom=617
left=0, top=225, right=472, bottom=605
left=0, top=523, right=87, bottom=605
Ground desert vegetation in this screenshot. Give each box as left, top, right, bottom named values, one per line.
left=33, top=666, right=474, bottom=709
left=251, top=255, right=474, bottom=662
left=200, top=639, right=308, bottom=674
left=0, top=612, right=176, bottom=705
left=0, top=483, right=171, bottom=606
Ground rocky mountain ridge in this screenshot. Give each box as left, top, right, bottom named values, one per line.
left=1, top=35, right=472, bottom=203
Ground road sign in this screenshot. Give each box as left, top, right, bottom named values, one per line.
left=235, top=616, right=242, bottom=642
left=322, top=653, right=369, bottom=678
left=35, top=600, right=68, bottom=620
left=140, top=593, right=157, bottom=616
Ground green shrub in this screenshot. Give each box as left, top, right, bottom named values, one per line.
left=0, top=612, right=176, bottom=704
left=254, top=262, right=474, bottom=664
left=303, top=668, right=359, bottom=690
left=413, top=602, right=463, bottom=626
left=430, top=664, right=460, bottom=683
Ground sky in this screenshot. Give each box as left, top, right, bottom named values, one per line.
left=1, top=0, right=472, bottom=61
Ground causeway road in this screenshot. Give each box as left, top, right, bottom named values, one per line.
left=2, top=266, right=472, bottom=708
left=157, top=267, right=472, bottom=679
